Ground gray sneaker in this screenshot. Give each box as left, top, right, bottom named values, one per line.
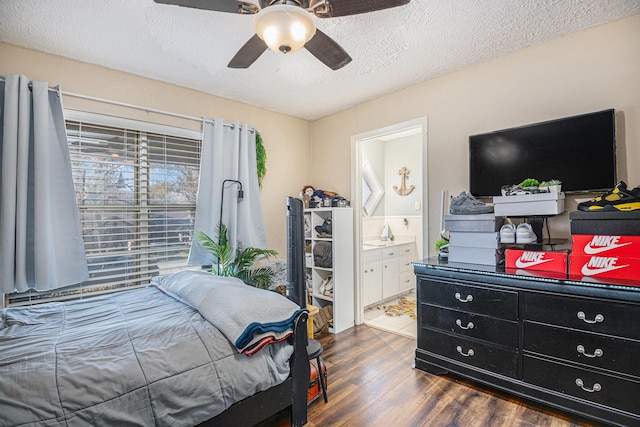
left=450, top=191, right=494, bottom=214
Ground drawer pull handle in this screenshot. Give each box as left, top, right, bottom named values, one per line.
left=456, top=345, right=474, bottom=357
left=577, top=311, right=604, bottom=324
left=575, top=378, right=601, bottom=393
left=456, top=319, right=474, bottom=330
left=455, top=292, right=473, bottom=303
left=576, top=345, right=603, bottom=358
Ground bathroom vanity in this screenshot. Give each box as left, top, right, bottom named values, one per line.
left=362, top=240, right=417, bottom=307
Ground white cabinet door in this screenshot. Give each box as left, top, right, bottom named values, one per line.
left=382, top=247, right=400, bottom=299
left=363, top=252, right=382, bottom=307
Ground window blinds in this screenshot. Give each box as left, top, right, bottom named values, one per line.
left=5, top=119, right=202, bottom=306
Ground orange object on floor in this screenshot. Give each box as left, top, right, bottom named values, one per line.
left=307, top=357, right=327, bottom=405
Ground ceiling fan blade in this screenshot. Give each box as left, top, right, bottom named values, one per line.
left=305, top=29, right=352, bottom=70
left=312, top=0, right=410, bottom=18
left=228, top=34, right=268, bottom=68
left=153, top=0, right=258, bottom=14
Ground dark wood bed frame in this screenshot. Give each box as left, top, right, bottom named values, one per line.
left=200, top=197, right=310, bottom=426
left=200, top=312, right=310, bottom=427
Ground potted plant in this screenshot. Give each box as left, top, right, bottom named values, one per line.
left=518, top=178, right=540, bottom=191
left=196, top=223, right=278, bottom=289
left=544, top=179, right=562, bottom=193
left=434, top=238, right=449, bottom=259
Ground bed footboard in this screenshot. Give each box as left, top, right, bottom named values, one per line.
left=289, top=311, right=310, bottom=426
left=200, top=311, right=309, bottom=427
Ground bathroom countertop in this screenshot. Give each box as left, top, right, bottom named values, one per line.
left=362, top=239, right=415, bottom=251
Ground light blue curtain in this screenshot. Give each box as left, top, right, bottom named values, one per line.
left=188, top=119, right=267, bottom=265
left=0, top=75, right=88, bottom=295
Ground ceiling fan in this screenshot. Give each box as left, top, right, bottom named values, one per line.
left=153, top=0, right=411, bottom=70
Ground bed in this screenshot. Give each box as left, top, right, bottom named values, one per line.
left=0, top=199, right=310, bottom=427
left=0, top=271, right=309, bottom=426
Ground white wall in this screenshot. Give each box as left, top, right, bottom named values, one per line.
left=3, top=13, right=640, bottom=259
left=0, top=42, right=312, bottom=257
left=360, top=133, right=424, bottom=259
left=311, top=13, right=640, bottom=257
left=383, top=134, right=422, bottom=217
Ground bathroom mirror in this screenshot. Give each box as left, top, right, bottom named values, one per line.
left=362, top=160, right=384, bottom=216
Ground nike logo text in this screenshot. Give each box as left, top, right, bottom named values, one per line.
left=584, top=235, right=632, bottom=255
left=515, top=252, right=554, bottom=269
left=581, top=256, right=629, bottom=276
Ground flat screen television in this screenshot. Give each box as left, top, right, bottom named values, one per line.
left=469, top=109, right=616, bottom=197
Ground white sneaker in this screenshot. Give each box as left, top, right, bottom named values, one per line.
left=516, top=223, right=537, bottom=244
left=324, top=277, right=333, bottom=297
left=499, top=223, right=516, bottom=243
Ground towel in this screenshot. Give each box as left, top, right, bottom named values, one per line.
left=151, top=270, right=306, bottom=354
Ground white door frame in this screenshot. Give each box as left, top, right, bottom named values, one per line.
left=350, top=117, right=428, bottom=325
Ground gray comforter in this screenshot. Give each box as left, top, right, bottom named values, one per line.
left=0, top=273, right=299, bottom=426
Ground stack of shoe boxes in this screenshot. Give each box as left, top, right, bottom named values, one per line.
left=445, top=214, right=504, bottom=266
left=569, top=211, right=640, bottom=283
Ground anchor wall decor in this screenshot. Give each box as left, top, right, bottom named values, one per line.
left=393, top=166, right=415, bottom=196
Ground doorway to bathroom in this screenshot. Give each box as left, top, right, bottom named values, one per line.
left=351, top=117, right=427, bottom=338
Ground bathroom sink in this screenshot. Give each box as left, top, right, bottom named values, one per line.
left=363, top=241, right=388, bottom=247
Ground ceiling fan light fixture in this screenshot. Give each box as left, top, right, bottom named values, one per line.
left=254, top=5, right=316, bottom=54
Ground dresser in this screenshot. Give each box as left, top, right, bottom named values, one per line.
left=414, top=259, right=640, bottom=427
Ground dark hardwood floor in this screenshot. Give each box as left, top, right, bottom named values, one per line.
left=262, top=325, right=602, bottom=427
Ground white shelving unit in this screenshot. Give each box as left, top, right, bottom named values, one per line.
left=305, top=207, right=354, bottom=334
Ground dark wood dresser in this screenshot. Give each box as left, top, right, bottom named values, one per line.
left=413, top=259, right=640, bottom=427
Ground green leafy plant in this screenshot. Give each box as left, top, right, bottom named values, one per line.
left=256, top=132, right=267, bottom=189
left=434, top=238, right=449, bottom=252
left=540, top=179, right=561, bottom=187
left=519, top=178, right=540, bottom=188
left=196, top=223, right=278, bottom=289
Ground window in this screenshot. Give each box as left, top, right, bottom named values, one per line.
left=6, top=114, right=202, bottom=306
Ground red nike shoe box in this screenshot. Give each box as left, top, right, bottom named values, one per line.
left=569, top=254, right=640, bottom=284
left=505, top=249, right=568, bottom=274
left=504, top=266, right=568, bottom=280
left=571, top=234, right=640, bottom=258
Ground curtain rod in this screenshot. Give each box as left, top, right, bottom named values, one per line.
left=0, top=76, right=255, bottom=132
left=62, top=90, right=256, bottom=131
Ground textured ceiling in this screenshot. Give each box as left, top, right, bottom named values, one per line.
left=1, top=0, right=639, bottom=121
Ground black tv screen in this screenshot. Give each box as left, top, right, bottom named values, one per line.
left=469, top=109, right=616, bottom=197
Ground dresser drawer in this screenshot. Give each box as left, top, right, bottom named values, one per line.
left=383, top=246, right=401, bottom=260
left=523, top=293, right=640, bottom=340
left=398, top=243, right=416, bottom=257
left=400, top=256, right=415, bottom=274
left=399, top=270, right=415, bottom=292
left=420, top=279, right=518, bottom=320
left=422, top=304, right=518, bottom=348
left=524, top=322, right=640, bottom=379
left=420, top=328, right=517, bottom=377
left=523, top=355, right=640, bottom=415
